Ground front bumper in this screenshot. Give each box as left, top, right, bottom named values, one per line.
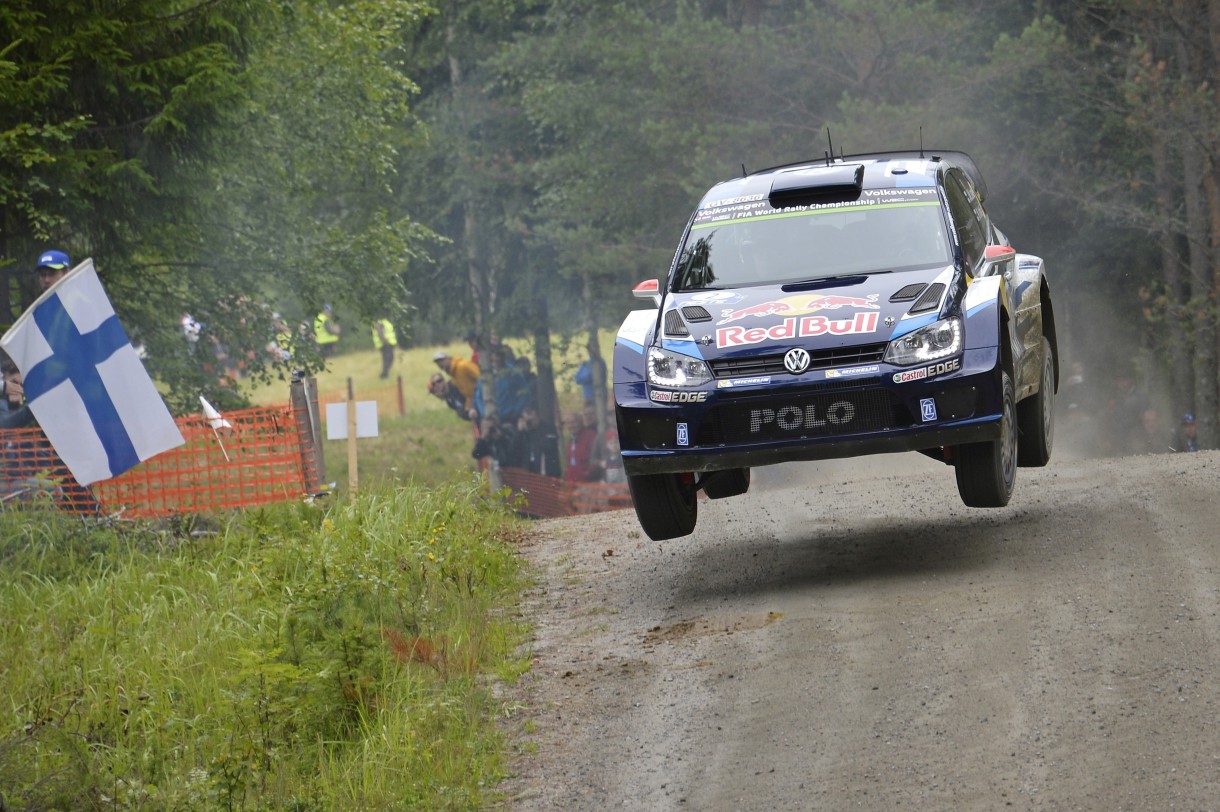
left=616, top=348, right=1003, bottom=476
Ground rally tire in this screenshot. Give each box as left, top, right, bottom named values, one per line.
left=955, top=369, right=1018, bottom=508
left=1017, top=337, right=1055, bottom=467
left=628, top=472, right=698, bottom=541
left=702, top=467, right=751, bottom=500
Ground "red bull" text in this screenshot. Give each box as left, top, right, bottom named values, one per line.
left=717, top=312, right=879, bottom=348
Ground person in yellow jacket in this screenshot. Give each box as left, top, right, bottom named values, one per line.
left=314, top=304, right=341, bottom=357
left=372, top=318, right=399, bottom=378
left=433, top=351, right=480, bottom=417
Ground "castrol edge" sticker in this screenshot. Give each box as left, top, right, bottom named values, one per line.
left=892, top=357, right=961, bottom=384
left=716, top=312, right=878, bottom=348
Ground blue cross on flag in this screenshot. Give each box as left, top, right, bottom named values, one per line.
left=0, top=258, right=184, bottom=485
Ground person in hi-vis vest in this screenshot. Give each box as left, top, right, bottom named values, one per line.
left=313, top=304, right=341, bottom=357
left=372, top=318, right=398, bottom=378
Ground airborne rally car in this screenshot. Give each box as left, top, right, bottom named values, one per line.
left=614, top=150, right=1057, bottom=541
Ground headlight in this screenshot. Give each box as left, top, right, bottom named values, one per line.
left=647, top=346, right=713, bottom=388
left=884, top=317, right=962, bottom=366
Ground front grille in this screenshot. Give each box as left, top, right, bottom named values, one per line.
left=698, top=387, right=896, bottom=445
left=709, top=342, right=888, bottom=378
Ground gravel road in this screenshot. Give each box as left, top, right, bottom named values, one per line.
left=500, top=449, right=1220, bottom=811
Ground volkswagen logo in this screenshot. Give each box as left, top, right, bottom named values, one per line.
left=783, top=348, right=811, bottom=374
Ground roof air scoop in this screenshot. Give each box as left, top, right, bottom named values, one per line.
left=768, top=164, right=864, bottom=208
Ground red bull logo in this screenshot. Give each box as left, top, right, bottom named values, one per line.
left=717, top=293, right=879, bottom=325
left=717, top=312, right=879, bottom=348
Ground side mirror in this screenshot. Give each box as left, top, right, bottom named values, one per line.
left=632, top=279, right=662, bottom=307
left=981, top=244, right=1016, bottom=277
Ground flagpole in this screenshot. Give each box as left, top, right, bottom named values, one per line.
left=211, top=425, right=231, bottom=462
left=346, top=377, right=358, bottom=497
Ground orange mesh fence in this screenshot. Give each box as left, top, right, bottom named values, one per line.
left=499, top=466, right=632, bottom=518
left=0, top=405, right=318, bottom=518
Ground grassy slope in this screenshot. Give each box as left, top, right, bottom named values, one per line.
left=0, top=333, right=620, bottom=810
left=0, top=485, right=530, bottom=810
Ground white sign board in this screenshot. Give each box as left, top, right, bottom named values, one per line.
left=325, top=401, right=379, bottom=440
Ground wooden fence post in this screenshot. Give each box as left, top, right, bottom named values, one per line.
left=290, top=371, right=326, bottom=493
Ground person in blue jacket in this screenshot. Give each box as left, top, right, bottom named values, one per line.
left=473, top=346, right=531, bottom=425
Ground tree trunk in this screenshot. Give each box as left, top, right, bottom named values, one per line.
left=447, top=7, right=495, bottom=421
left=1152, top=138, right=1191, bottom=414
left=1182, top=138, right=1217, bottom=446
left=531, top=293, right=559, bottom=433
left=583, top=272, right=609, bottom=453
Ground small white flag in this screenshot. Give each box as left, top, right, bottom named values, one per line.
left=0, top=258, right=185, bottom=485
left=200, top=396, right=233, bottom=430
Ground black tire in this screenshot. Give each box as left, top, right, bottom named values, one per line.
left=955, top=369, right=1018, bottom=507
left=702, top=467, right=751, bottom=500
left=1017, top=336, right=1055, bottom=467
left=628, top=472, right=698, bottom=541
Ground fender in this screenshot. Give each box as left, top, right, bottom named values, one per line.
left=961, top=276, right=1007, bottom=351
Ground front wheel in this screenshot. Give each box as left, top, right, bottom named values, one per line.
left=955, top=369, right=1018, bottom=508
left=1017, top=336, right=1055, bottom=467
left=628, top=472, right=698, bottom=541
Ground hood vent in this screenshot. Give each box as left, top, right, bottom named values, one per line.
left=890, top=283, right=927, bottom=302
left=664, top=309, right=690, bottom=336
left=681, top=305, right=712, bottom=322
left=910, top=282, right=946, bottom=313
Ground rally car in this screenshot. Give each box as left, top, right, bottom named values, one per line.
left=614, top=149, right=1057, bottom=540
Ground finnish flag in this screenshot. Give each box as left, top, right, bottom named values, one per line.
left=0, top=258, right=184, bottom=485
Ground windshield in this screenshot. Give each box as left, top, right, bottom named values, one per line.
left=674, top=200, right=952, bottom=290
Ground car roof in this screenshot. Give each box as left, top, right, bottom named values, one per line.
left=698, top=149, right=986, bottom=211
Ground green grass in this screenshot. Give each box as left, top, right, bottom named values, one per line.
left=0, top=333, right=622, bottom=811
left=0, top=482, right=530, bottom=810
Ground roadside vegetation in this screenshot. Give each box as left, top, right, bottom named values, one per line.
left=0, top=480, right=529, bottom=810
left=0, top=337, right=620, bottom=811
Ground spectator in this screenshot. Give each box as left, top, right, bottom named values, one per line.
left=0, top=353, right=33, bottom=429
left=574, top=357, right=605, bottom=407
left=1173, top=412, right=1200, bottom=452
left=510, top=405, right=561, bottom=476
left=471, top=415, right=521, bottom=467
left=463, top=329, right=482, bottom=367
left=34, top=249, right=71, bottom=292
left=564, top=411, right=603, bottom=482
left=266, top=312, right=293, bottom=362
left=313, top=304, right=341, bottom=357
left=433, top=350, right=480, bottom=417
left=427, top=372, right=471, bottom=421
left=515, top=355, right=538, bottom=409
left=1135, top=407, right=1168, bottom=454
left=371, top=318, right=398, bottom=379
left=1105, top=371, right=1149, bottom=455
left=602, top=429, right=625, bottom=484
left=472, top=346, right=531, bottom=425
left=0, top=258, right=97, bottom=511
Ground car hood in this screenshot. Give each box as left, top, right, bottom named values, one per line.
left=662, top=268, right=956, bottom=362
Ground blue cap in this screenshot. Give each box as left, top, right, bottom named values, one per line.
left=36, top=250, right=70, bottom=270
left=1183, top=413, right=1196, bottom=424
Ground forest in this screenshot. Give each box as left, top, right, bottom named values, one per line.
left=2, top=0, right=1218, bottom=445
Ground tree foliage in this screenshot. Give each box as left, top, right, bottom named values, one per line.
left=4, top=0, right=1220, bottom=444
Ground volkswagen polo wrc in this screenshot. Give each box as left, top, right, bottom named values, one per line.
left=614, top=150, right=1057, bottom=540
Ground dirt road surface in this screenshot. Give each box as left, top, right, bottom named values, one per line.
left=501, top=450, right=1220, bottom=811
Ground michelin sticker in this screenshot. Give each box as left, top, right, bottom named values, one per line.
left=825, top=365, right=879, bottom=379
left=717, top=376, right=771, bottom=389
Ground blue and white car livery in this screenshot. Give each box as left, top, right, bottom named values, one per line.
left=614, top=150, right=1057, bottom=541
